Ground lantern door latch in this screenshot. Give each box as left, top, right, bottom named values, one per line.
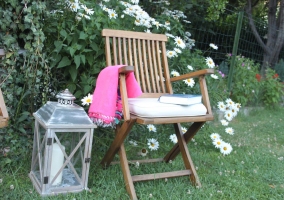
left=47, top=138, right=52, bottom=145
left=85, top=158, right=91, bottom=163
left=44, top=176, right=49, bottom=184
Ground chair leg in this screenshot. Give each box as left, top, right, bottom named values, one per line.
left=101, top=119, right=136, bottom=167
left=119, top=143, right=138, bottom=200
left=164, top=123, right=204, bottom=187
left=164, top=122, right=204, bottom=161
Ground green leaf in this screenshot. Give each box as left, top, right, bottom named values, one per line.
left=79, top=32, right=88, bottom=40
left=54, top=41, right=63, bottom=53
left=69, top=65, right=78, bottom=81
left=74, top=55, right=81, bottom=69
left=80, top=55, right=86, bottom=65
left=60, top=29, right=68, bottom=38
left=57, top=56, right=71, bottom=68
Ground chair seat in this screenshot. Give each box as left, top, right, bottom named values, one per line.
left=128, top=98, right=207, bottom=118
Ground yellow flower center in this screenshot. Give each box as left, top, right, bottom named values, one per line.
left=86, top=99, right=91, bottom=103
left=217, top=141, right=221, bottom=145
left=223, top=147, right=227, bottom=150
left=151, top=143, right=155, bottom=147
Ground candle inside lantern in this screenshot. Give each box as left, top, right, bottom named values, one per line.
left=50, top=143, right=65, bottom=185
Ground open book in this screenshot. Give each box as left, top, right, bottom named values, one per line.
left=158, top=94, right=202, bottom=105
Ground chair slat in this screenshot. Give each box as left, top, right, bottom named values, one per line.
left=122, top=38, right=128, bottom=65
left=137, top=39, right=146, bottom=92
left=150, top=40, right=158, bottom=92
left=128, top=38, right=133, bottom=67
left=118, top=37, right=122, bottom=64
left=142, top=39, right=151, bottom=92
left=105, top=37, right=111, bottom=66
left=161, top=42, right=172, bottom=93
left=147, top=40, right=156, bottom=92
left=155, top=41, right=166, bottom=93
left=132, top=39, right=140, bottom=84
left=112, top=37, right=118, bottom=65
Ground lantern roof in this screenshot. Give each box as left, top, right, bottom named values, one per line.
left=33, top=89, right=96, bottom=129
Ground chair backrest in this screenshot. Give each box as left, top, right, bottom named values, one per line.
left=102, top=29, right=173, bottom=96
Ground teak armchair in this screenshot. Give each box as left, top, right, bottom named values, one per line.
left=100, top=29, right=214, bottom=199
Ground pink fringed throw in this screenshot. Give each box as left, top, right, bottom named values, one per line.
left=88, top=65, right=142, bottom=127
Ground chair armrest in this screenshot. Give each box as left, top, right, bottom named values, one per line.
left=170, top=69, right=214, bottom=82
left=119, top=66, right=134, bottom=74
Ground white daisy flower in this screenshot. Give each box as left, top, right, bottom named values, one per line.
left=225, top=98, right=234, bottom=107
left=225, top=127, right=234, bottom=135
left=108, top=9, right=118, bottom=19
left=224, top=110, right=234, bottom=121
left=220, top=119, right=229, bottom=126
left=81, top=93, right=93, bottom=106
left=220, top=142, right=233, bottom=155
left=138, top=148, right=148, bottom=156
left=230, top=106, right=238, bottom=117
left=81, top=5, right=94, bottom=15
left=181, top=126, right=187, bottom=134
left=68, top=0, right=80, bottom=12
left=209, top=43, right=218, bottom=50
left=187, top=65, right=193, bottom=70
left=131, top=0, right=139, bottom=4
left=165, top=33, right=175, bottom=38
left=169, top=134, right=178, bottom=143
left=174, top=48, right=182, bottom=54
left=211, top=74, right=218, bottom=79
left=147, top=124, right=156, bottom=132
left=171, top=70, right=180, bottom=77
left=210, top=133, right=221, bottom=140
left=235, top=103, right=241, bottom=110
left=183, top=78, right=195, bottom=87
left=213, top=138, right=224, bottom=149
left=217, top=101, right=226, bottom=112
left=174, top=36, right=186, bottom=49
left=205, top=57, right=215, bottom=68
left=147, top=138, right=159, bottom=151
left=145, top=29, right=151, bottom=33
left=166, top=50, right=177, bottom=58
left=129, top=140, right=138, bottom=146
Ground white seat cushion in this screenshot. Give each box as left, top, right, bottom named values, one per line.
left=128, top=98, right=207, bottom=118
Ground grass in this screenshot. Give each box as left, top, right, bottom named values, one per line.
left=1, top=106, right=284, bottom=199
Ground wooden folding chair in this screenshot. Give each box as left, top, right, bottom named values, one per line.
left=0, top=88, right=9, bottom=128
left=100, top=29, right=214, bottom=200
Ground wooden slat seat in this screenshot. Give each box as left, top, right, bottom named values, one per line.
left=99, top=29, right=214, bottom=200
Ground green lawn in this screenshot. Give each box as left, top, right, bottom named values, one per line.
left=1, top=106, right=284, bottom=199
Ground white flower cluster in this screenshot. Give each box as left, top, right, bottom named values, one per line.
left=210, top=99, right=241, bottom=155
left=65, top=0, right=94, bottom=20
left=217, top=98, right=241, bottom=121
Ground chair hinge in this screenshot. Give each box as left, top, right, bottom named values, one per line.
left=47, top=138, right=52, bottom=145
left=44, top=176, right=48, bottom=184
left=85, top=158, right=91, bottom=163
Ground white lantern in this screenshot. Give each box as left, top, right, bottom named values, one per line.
left=29, top=89, right=96, bottom=196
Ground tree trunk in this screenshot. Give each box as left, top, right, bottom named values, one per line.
left=246, top=0, right=284, bottom=76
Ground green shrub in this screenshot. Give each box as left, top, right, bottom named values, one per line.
left=226, top=55, right=262, bottom=106
left=261, top=68, right=284, bottom=108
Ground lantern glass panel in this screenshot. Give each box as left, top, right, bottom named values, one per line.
left=49, top=131, right=88, bottom=188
